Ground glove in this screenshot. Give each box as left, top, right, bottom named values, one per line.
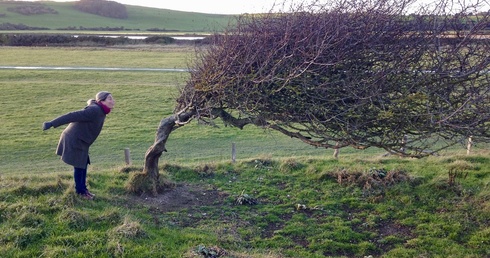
left=43, top=121, right=53, bottom=131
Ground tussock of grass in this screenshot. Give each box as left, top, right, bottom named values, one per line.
left=96, top=208, right=122, bottom=226
left=16, top=212, right=45, bottom=228
left=8, top=180, right=66, bottom=197
left=247, top=157, right=275, bottom=169
left=110, top=216, right=147, bottom=239
left=125, top=172, right=175, bottom=195
left=447, top=159, right=475, bottom=171
left=278, top=158, right=305, bottom=173
left=447, top=160, right=475, bottom=182
left=119, top=165, right=143, bottom=173
left=194, top=163, right=217, bottom=177
left=4, top=226, right=46, bottom=249
left=331, top=168, right=411, bottom=191
left=107, top=239, right=126, bottom=257
left=58, top=209, right=90, bottom=230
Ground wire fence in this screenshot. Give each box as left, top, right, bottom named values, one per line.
left=2, top=138, right=488, bottom=176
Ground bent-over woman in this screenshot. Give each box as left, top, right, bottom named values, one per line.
left=43, top=91, right=115, bottom=200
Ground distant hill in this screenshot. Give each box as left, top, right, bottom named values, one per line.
left=0, top=1, right=236, bottom=33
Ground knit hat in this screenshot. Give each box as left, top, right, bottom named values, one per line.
left=96, top=91, right=111, bottom=102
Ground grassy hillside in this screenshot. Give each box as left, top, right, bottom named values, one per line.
left=0, top=1, right=234, bottom=32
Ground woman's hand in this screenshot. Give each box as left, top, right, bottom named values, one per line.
left=43, top=121, right=53, bottom=130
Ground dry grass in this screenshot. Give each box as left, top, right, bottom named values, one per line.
left=332, top=168, right=411, bottom=191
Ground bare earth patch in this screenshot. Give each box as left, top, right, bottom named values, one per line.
left=126, top=181, right=415, bottom=257
left=128, top=183, right=227, bottom=212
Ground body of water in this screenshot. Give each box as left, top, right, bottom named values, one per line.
left=74, top=35, right=205, bottom=40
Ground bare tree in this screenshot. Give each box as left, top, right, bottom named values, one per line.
left=138, top=0, right=490, bottom=194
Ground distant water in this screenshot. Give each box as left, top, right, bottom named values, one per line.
left=73, top=35, right=205, bottom=40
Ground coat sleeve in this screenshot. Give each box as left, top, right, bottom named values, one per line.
left=50, top=106, right=100, bottom=128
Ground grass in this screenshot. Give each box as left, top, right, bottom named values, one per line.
left=1, top=154, right=489, bottom=257
left=0, top=46, right=195, bottom=68
left=0, top=46, right=356, bottom=174
left=0, top=46, right=489, bottom=257
left=0, top=1, right=234, bottom=32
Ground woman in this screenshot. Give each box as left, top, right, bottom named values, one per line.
left=43, top=91, right=115, bottom=200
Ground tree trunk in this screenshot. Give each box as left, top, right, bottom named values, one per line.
left=143, top=110, right=195, bottom=190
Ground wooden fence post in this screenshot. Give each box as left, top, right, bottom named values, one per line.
left=231, top=142, right=236, bottom=163
left=467, top=136, right=473, bottom=155
left=124, top=148, right=132, bottom=165
left=333, top=141, right=340, bottom=159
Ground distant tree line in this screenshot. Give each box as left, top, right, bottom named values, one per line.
left=0, top=22, right=49, bottom=30
left=0, top=34, right=179, bottom=46
left=73, top=0, right=128, bottom=19
left=147, top=28, right=181, bottom=32
left=58, top=26, right=127, bottom=31
left=6, top=2, right=58, bottom=15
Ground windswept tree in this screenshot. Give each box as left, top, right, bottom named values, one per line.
left=136, top=0, right=490, bottom=195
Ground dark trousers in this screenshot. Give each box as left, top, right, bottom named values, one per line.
left=74, top=167, right=88, bottom=194
left=73, top=157, right=90, bottom=194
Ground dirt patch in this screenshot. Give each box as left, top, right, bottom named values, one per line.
left=128, top=183, right=228, bottom=212
left=378, top=221, right=413, bottom=237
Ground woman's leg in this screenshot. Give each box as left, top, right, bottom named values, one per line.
left=81, top=168, right=87, bottom=192
left=84, top=157, right=94, bottom=196
left=73, top=167, right=87, bottom=194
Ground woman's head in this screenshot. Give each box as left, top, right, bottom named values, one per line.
left=96, top=91, right=111, bottom=102
left=96, top=91, right=115, bottom=110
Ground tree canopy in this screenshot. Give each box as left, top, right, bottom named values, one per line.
left=74, top=0, right=128, bottom=19
left=136, top=0, right=490, bottom=195
left=175, top=0, right=490, bottom=158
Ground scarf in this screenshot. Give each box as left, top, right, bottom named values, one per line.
left=97, top=101, right=111, bottom=114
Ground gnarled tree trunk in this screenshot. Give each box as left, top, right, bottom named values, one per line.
left=140, top=110, right=195, bottom=194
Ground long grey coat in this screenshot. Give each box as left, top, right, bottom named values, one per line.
left=51, top=101, right=106, bottom=168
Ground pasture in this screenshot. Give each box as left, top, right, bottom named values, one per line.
left=0, top=46, right=489, bottom=257
left=0, top=46, right=349, bottom=175
left=0, top=1, right=233, bottom=32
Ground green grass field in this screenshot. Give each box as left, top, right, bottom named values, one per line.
left=0, top=1, right=234, bottom=32
left=1, top=46, right=489, bottom=257
left=0, top=46, right=351, bottom=175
